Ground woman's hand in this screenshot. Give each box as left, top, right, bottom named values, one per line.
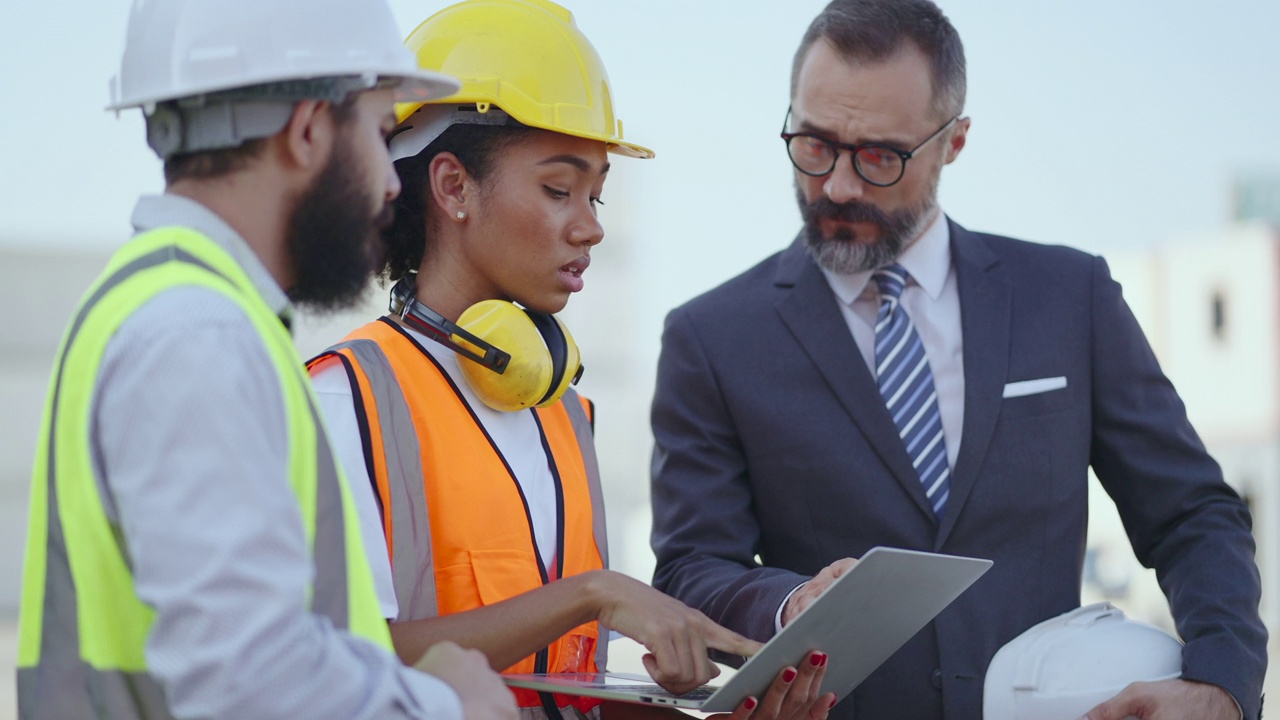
left=711, top=651, right=837, bottom=720
left=587, top=571, right=762, bottom=695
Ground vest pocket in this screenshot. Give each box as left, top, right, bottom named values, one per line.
left=468, top=547, right=545, bottom=599
left=436, top=549, right=541, bottom=614
left=465, top=548, right=600, bottom=674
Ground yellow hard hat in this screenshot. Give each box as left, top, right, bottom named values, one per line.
left=396, top=0, right=653, bottom=159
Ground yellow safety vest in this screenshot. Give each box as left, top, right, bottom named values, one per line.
left=312, top=317, right=609, bottom=718
left=17, top=227, right=391, bottom=720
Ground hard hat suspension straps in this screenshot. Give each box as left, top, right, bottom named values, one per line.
left=145, top=76, right=393, bottom=160
left=146, top=102, right=290, bottom=160
left=390, top=105, right=524, bottom=163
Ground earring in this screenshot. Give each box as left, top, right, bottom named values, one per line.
left=456, top=210, right=467, bottom=221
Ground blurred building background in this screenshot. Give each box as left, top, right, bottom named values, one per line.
left=1078, top=175, right=1280, bottom=635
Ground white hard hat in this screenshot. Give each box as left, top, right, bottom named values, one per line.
left=107, top=0, right=460, bottom=159
left=983, top=603, right=1182, bottom=720
left=108, top=0, right=458, bottom=111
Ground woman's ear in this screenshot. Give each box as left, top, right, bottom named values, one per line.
left=428, top=152, right=471, bottom=222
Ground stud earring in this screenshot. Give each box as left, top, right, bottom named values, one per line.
left=456, top=210, right=467, bottom=221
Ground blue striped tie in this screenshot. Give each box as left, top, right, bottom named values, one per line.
left=873, top=264, right=950, bottom=516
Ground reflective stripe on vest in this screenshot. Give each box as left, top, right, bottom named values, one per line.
left=312, top=318, right=609, bottom=715
left=17, top=228, right=391, bottom=720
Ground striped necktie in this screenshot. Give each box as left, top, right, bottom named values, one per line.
left=873, top=263, right=950, bottom=516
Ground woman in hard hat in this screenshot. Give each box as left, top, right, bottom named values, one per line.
left=308, top=1, right=835, bottom=719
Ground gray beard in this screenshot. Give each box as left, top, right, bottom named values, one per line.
left=807, top=226, right=906, bottom=274
left=795, top=173, right=941, bottom=274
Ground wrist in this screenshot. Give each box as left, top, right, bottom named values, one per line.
left=779, top=581, right=807, bottom=628
left=574, top=569, right=617, bottom=626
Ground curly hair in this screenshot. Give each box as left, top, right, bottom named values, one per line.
left=381, top=123, right=534, bottom=282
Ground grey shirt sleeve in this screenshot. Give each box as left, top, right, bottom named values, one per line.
left=91, top=286, right=463, bottom=720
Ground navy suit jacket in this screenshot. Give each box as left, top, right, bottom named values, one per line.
left=650, top=220, right=1266, bottom=720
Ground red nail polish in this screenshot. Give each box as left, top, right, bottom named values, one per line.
left=827, top=696, right=838, bottom=710
left=783, top=668, right=798, bottom=683
left=819, top=652, right=829, bottom=667
left=744, top=697, right=758, bottom=711
left=809, top=652, right=824, bottom=667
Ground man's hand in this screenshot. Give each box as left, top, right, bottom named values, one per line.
left=1079, top=678, right=1239, bottom=720
left=590, top=571, right=763, bottom=695
left=415, top=641, right=518, bottom=720
left=782, top=559, right=858, bottom=627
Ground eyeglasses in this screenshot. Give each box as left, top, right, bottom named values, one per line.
left=781, top=108, right=959, bottom=187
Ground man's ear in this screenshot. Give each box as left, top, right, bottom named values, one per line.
left=944, top=116, right=970, bottom=165
left=278, top=99, right=334, bottom=172
left=428, top=151, right=471, bottom=221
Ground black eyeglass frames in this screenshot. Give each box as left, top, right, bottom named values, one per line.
left=780, top=109, right=959, bottom=187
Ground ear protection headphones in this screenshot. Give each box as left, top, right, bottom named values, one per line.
left=390, top=275, right=584, bottom=413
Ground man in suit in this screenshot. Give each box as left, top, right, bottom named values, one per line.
left=648, top=1, right=1266, bottom=719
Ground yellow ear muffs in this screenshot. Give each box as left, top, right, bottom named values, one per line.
left=453, top=299, right=582, bottom=413
left=389, top=276, right=583, bottom=412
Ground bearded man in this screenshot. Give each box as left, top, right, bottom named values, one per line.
left=648, top=1, right=1266, bottom=719
left=15, top=2, right=519, bottom=719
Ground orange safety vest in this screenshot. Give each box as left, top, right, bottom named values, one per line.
left=311, top=317, right=609, bottom=717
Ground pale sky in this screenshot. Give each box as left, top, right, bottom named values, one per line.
left=3, top=1, right=1279, bottom=312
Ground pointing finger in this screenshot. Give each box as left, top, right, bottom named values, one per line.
left=702, top=619, right=764, bottom=658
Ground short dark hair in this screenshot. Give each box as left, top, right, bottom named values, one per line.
left=790, top=0, right=966, bottom=120
left=381, top=123, right=534, bottom=282
left=162, top=94, right=362, bottom=185
left=162, top=139, right=267, bottom=185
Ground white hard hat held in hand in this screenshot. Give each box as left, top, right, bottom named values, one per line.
left=983, top=602, right=1182, bottom=720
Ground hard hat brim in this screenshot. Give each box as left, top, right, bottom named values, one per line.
left=106, top=67, right=460, bottom=113
left=394, top=96, right=654, bottom=160
left=389, top=69, right=463, bottom=104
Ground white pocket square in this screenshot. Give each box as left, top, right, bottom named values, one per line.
left=1002, top=376, right=1068, bottom=398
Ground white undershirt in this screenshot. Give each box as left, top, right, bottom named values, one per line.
left=311, top=323, right=560, bottom=620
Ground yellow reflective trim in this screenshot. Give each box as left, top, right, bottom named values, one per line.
left=60, top=264, right=231, bottom=669
left=21, top=224, right=392, bottom=673
left=19, top=235, right=233, bottom=670
left=17, top=385, right=54, bottom=668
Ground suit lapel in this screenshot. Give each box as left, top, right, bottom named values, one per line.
left=936, top=221, right=1010, bottom=547
left=772, top=239, right=937, bottom=522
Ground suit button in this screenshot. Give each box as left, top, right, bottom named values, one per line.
left=931, top=669, right=943, bottom=689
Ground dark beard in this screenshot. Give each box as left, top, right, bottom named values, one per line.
left=285, top=136, right=393, bottom=314
left=795, top=180, right=938, bottom=274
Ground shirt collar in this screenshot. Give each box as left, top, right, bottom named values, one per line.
left=130, top=193, right=294, bottom=325
left=820, top=209, right=952, bottom=306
